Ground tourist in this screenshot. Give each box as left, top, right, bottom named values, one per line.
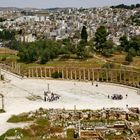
left=108, top=95, right=110, bottom=99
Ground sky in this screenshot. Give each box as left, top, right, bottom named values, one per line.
left=0, top=0, right=140, bottom=8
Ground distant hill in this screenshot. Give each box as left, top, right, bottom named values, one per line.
left=111, top=4, right=140, bottom=9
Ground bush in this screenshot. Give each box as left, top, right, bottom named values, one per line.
left=67, top=129, right=75, bottom=139
left=7, top=114, right=33, bottom=123
left=51, top=72, right=62, bottom=78
left=125, top=53, right=133, bottom=62
left=102, top=63, right=115, bottom=69
left=1, top=57, right=6, bottom=61
left=129, top=47, right=137, bottom=57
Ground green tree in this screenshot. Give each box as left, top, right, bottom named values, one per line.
left=95, top=26, right=108, bottom=52
left=102, top=40, right=114, bottom=57
left=128, top=47, right=137, bottom=57
left=81, top=26, right=88, bottom=42
left=40, top=49, right=50, bottom=64
left=119, top=35, right=130, bottom=52
left=129, top=36, right=140, bottom=55
left=76, top=40, right=89, bottom=59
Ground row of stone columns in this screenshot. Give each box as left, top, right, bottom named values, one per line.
left=27, top=67, right=140, bottom=87
left=11, top=62, right=21, bottom=74
left=0, top=94, right=4, bottom=110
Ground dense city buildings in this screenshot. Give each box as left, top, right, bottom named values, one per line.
left=0, top=6, right=140, bottom=44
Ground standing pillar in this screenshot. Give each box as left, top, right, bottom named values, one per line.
left=75, top=69, right=77, bottom=80
left=123, top=71, right=126, bottom=84
left=83, top=68, right=86, bottom=81
left=101, top=70, right=104, bottom=82
left=70, top=69, right=73, bottom=80
left=0, top=68, right=1, bottom=79
left=66, top=68, right=68, bottom=79
left=119, top=70, right=122, bottom=83
left=132, top=72, right=135, bottom=86
left=110, top=71, right=113, bottom=82
left=45, top=68, right=47, bottom=78
left=49, top=68, right=51, bottom=77
left=61, top=69, right=64, bottom=79
left=56, top=68, right=59, bottom=77
left=106, top=70, right=108, bottom=82
left=32, top=68, right=34, bottom=77
left=115, top=70, right=118, bottom=83
left=138, top=73, right=140, bottom=87
left=88, top=69, right=90, bottom=81
left=79, top=69, right=81, bottom=80
left=28, top=69, right=31, bottom=78
left=97, top=70, right=99, bottom=82
left=92, top=69, right=95, bottom=81
left=18, top=65, right=21, bottom=75
left=136, top=73, right=139, bottom=87
left=1, top=95, right=4, bottom=110
left=11, top=62, right=14, bottom=71
left=40, top=67, right=42, bottom=78
left=36, top=68, right=38, bottom=77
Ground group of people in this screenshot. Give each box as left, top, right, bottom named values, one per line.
left=44, top=91, right=60, bottom=102
left=108, top=94, right=128, bottom=100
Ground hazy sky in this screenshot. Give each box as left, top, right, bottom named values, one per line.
left=0, top=0, right=140, bottom=8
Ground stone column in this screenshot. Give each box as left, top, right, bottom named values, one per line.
left=2, top=95, right=4, bottom=110
left=110, top=71, right=113, bottom=82
left=138, top=73, right=140, bottom=87
left=92, top=69, right=95, bottom=81
left=11, top=62, right=14, bottom=71
left=83, top=68, right=86, bottom=81
left=97, top=70, right=99, bottom=82
left=32, top=68, right=34, bottom=77
left=79, top=69, right=81, bottom=80
left=88, top=69, right=90, bottom=81
left=49, top=68, right=51, bottom=77
left=123, top=71, right=126, bottom=84
left=132, top=72, right=135, bottom=86
left=0, top=68, right=1, bottom=79
left=115, top=70, right=118, bottom=83
left=66, top=68, right=68, bottom=79
left=75, top=69, right=77, bottom=80
left=119, top=70, right=122, bottom=83
left=101, top=71, right=104, bottom=82
left=136, top=73, right=139, bottom=87
left=61, top=69, right=64, bottom=79
left=28, top=69, right=31, bottom=78
left=18, top=65, right=21, bottom=75
left=36, top=68, right=38, bottom=77
left=40, top=67, right=42, bottom=78
left=44, top=68, right=47, bottom=78
left=70, top=69, right=73, bottom=80
left=106, top=70, right=108, bottom=82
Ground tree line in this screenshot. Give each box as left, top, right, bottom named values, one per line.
left=111, top=4, right=140, bottom=9
left=1, top=25, right=140, bottom=64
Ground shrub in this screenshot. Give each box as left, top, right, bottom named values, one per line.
left=125, top=53, right=133, bottom=62
left=51, top=72, right=62, bottom=78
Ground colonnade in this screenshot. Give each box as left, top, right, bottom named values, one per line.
left=0, top=94, right=4, bottom=110
left=11, top=62, right=21, bottom=74
left=27, top=67, right=140, bottom=88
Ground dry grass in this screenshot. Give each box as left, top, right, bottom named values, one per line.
left=0, top=47, right=17, bottom=55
